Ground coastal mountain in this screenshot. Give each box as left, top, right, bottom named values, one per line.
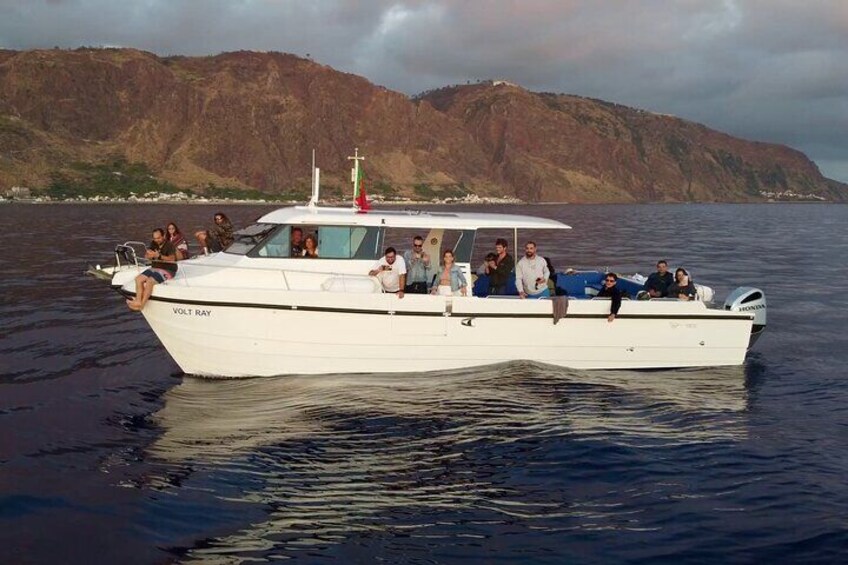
left=0, top=48, right=845, bottom=202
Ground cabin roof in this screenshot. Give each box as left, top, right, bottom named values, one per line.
left=257, top=206, right=571, bottom=230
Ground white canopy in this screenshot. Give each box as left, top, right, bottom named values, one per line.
left=257, top=206, right=571, bottom=230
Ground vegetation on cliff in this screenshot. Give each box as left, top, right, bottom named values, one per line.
left=0, top=48, right=844, bottom=202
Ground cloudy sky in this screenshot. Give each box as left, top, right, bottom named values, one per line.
left=2, top=0, right=846, bottom=182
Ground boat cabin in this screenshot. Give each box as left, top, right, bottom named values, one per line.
left=219, top=206, right=570, bottom=291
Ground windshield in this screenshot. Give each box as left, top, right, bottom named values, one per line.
left=224, top=223, right=277, bottom=255
left=251, top=225, right=383, bottom=260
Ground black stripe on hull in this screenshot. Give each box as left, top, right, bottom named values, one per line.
left=115, top=286, right=755, bottom=322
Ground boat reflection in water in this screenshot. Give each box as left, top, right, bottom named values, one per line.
left=147, top=363, right=751, bottom=560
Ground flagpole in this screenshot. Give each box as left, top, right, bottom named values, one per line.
left=308, top=148, right=320, bottom=208
left=347, top=147, right=365, bottom=209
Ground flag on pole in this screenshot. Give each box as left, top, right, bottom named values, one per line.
left=354, top=164, right=371, bottom=211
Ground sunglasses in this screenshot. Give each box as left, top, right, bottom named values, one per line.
left=413, top=244, right=423, bottom=248
left=605, top=278, right=616, bottom=282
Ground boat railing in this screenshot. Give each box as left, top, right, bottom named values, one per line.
left=114, top=241, right=149, bottom=268
left=172, top=259, right=387, bottom=293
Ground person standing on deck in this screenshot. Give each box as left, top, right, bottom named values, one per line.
left=515, top=241, right=550, bottom=299
left=429, top=249, right=468, bottom=296
left=486, top=238, right=514, bottom=295
left=369, top=247, right=407, bottom=298
left=403, top=235, right=431, bottom=294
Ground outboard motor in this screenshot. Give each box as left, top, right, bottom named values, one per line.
left=724, top=287, right=767, bottom=348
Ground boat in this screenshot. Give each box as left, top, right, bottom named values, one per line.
left=90, top=153, right=767, bottom=377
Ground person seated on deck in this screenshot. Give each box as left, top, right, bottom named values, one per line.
left=194, top=212, right=234, bottom=254
left=595, top=272, right=622, bottom=323
left=430, top=250, right=467, bottom=297
left=166, top=222, right=190, bottom=260
left=543, top=255, right=562, bottom=295
left=126, top=228, right=178, bottom=311
left=290, top=227, right=304, bottom=257
left=369, top=247, right=407, bottom=298
left=667, top=267, right=697, bottom=301
left=403, top=235, right=431, bottom=294
left=486, top=238, right=515, bottom=295
left=301, top=234, right=319, bottom=258
left=516, top=241, right=550, bottom=299
left=643, top=259, right=674, bottom=297
left=477, top=252, right=498, bottom=276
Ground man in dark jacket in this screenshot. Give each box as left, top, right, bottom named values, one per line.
left=486, top=238, right=515, bottom=295
left=597, top=272, right=622, bottom=323
left=644, top=260, right=674, bottom=297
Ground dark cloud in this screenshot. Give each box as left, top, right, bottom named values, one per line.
left=0, top=0, right=845, bottom=181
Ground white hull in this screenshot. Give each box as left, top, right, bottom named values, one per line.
left=130, top=283, right=754, bottom=377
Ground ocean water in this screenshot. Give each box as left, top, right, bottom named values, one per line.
left=1, top=202, right=847, bottom=564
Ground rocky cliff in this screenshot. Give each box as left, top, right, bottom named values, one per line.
left=1, top=48, right=844, bottom=202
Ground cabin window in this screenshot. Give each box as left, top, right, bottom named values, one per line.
left=453, top=230, right=476, bottom=263
left=251, top=225, right=382, bottom=260
left=318, top=226, right=381, bottom=259
left=382, top=228, right=476, bottom=263
left=253, top=226, right=294, bottom=258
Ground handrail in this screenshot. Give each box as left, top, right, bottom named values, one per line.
left=172, top=256, right=472, bottom=277
left=114, top=241, right=149, bottom=268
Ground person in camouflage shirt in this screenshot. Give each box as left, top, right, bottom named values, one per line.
left=195, top=212, right=234, bottom=253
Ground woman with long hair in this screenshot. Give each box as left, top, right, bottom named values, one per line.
left=668, top=267, right=697, bottom=300
left=166, top=222, right=190, bottom=260
left=194, top=212, right=234, bottom=254
left=302, top=234, right=319, bottom=258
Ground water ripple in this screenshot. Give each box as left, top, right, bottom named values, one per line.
left=3, top=203, right=848, bottom=563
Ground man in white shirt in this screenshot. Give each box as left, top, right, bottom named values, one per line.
left=369, top=247, right=407, bottom=298
left=515, top=241, right=550, bottom=299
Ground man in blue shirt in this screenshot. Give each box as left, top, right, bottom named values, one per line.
left=403, top=235, right=431, bottom=294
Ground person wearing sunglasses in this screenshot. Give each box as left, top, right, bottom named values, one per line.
left=596, top=272, right=622, bottom=322
left=403, top=235, right=431, bottom=294
left=194, top=212, right=234, bottom=254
